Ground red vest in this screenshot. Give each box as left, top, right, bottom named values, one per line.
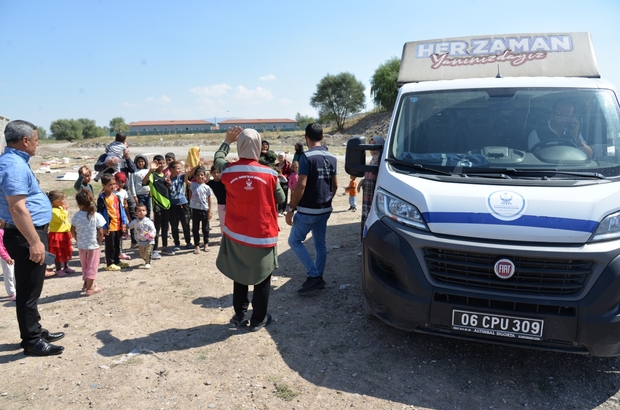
left=221, top=159, right=280, bottom=248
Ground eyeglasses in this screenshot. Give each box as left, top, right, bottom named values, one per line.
left=554, top=112, right=574, bottom=118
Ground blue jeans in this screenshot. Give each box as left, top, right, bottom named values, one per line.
left=288, top=212, right=331, bottom=278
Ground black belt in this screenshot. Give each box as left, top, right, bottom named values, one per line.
left=4, top=223, right=49, bottom=231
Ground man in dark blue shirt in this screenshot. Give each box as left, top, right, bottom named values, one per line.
left=0, top=120, right=65, bottom=356
left=286, top=123, right=338, bottom=294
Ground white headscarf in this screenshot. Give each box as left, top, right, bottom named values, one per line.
left=370, top=136, right=385, bottom=163
left=237, top=129, right=261, bottom=161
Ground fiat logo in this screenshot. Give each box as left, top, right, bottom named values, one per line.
left=494, top=258, right=516, bottom=279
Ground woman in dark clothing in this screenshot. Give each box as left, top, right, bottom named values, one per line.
left=359, top=136, right=384, bottom=240
left=258, top=140, right=277, bottom=168
left=292, top=142, right=304, bottom=163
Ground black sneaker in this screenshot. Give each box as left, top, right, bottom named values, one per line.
left=230, top=313, right=249, bottom=327
left=249, top=313, right=272, bottom=331
left=297, top=276, right=326, bottom=294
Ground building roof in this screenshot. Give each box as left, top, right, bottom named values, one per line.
left=129, top=120, right=213, bottom=126
left=217, top=118, right=297, bottom=124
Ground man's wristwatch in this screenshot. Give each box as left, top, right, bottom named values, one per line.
left=286, top=205, right=296, bottom=213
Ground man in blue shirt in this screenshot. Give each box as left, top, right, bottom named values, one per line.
left=286, top=123, right=338, bottom=294
left=0, top=120, right=65, bottom=356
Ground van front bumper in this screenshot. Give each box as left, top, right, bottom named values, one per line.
left=362, top=219, right=620, bottom=357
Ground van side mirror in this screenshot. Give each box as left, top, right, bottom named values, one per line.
left=345, top=136, right=383, bottom=177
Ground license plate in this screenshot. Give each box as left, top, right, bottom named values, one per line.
left=451, top=309, right=544, bottom=341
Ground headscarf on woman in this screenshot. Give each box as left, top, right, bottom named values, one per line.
left=258, top=139, right=277, bottom=167
left=366, top=136, right=385, bottom=176
left=186, top=146, right=201, bottom=169
left=292, top=142, right=304, bottom=163
left=237, top=129, right=261, bottom=161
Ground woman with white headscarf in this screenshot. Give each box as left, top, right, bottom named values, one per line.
left=358, top=136, right=384, bottom=241
left=214, top=126, right=285, bottom=331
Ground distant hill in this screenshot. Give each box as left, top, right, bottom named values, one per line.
left=342, top=111, right=391, bottom=138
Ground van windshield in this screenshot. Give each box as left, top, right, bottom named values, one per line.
left=389, top=88, right=620, bottom=177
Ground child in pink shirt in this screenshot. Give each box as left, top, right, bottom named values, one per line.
left=0, top=220, right=16, bottom=301
left=289, top=161, right=299, bottom=192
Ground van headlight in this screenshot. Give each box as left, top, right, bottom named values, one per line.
left=590, top=211, right=620, bottom=243
left=375, top=188, right=429, bottom=231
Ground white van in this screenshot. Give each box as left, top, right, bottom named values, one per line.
left=346, top=33, right=620, bottom=357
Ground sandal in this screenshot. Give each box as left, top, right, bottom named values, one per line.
left=85, top=284, right=103, bottom=296
left=203, top=246, right=211, bottom=252
left=194, top=247, right=200, bottom=255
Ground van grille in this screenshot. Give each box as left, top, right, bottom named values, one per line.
left=424, top=248, right=593, bottom=296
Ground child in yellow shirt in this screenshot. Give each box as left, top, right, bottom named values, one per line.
left=47, top=191, right=74, bottom=276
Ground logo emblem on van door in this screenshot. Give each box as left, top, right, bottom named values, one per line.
left=494, top=259, right=516, bottom=279
left=486, top=191, right=527, bottom=221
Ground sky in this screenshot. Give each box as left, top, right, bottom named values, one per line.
left=1, top=0, right=619, bottom=133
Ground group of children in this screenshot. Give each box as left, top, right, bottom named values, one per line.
left=1, top=135, right=305, bottom=300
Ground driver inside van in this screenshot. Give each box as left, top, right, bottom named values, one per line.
left=528, top=100, right=593, bottom=159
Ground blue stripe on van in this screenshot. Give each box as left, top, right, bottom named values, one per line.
left=422, top=212, right=599, bottom=233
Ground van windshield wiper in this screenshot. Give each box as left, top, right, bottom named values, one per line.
left=388, top=159, right=452, bottom=175
left=465, top=168, right=607, bottom=180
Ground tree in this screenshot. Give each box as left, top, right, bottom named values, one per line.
left=109, top=117, right=129, bottom=134
left=50, top=119, right=83, bottom=141
left=36, top=126, right=47, bottom=139
left=295, top=112, right=315, bottom=129
left=370, top=57, right=401, bottom=111
left=310, top=72, right=365, bottom=132
left=78, top=118, right=106, bottom=139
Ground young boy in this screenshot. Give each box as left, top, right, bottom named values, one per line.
left=128, top=204, right=156, bottom=269
left=113, top=172, right=136, bottom=258
left=142, top=155, right=171, bottom=257
left=207, top=165, right=226, bottom=230
left=168, top=160, right=193, bottom=251
left=163, top=152, right=175, bottom=178
left=96, top=173, right=128, bottom=271
left=74, top=165, right=94, bottom=196
left=345, top=175, right=357, bottom=211
left=186, top=165, right=212, bottom=253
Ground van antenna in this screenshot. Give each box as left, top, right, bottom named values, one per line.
left=496, top=64, right=503, bottom=79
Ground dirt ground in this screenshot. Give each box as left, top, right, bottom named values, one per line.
left=2, top=142, right=620, bottom=409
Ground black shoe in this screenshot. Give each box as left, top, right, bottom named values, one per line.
left=23, top=339, right=64, bottom=356
left=297, top=276, right=326, bottom=294
left=230, top=313, right=249, bottom=327
left=249, top=313, right=272, bottom=331
left=41, top=329, right=65, bottom=343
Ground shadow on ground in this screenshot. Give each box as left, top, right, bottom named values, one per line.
left=92, top=220, right=620, bottom=409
